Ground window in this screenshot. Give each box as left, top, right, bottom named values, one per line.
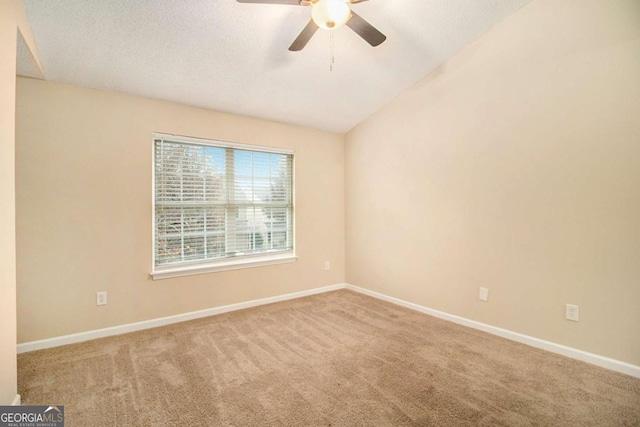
left=152, top=133, right=295, bottom=279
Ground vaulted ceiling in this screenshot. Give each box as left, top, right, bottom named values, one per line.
left=20, top=0, right=531, bottom=133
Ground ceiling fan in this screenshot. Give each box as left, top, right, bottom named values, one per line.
left=236, top=0, right=386, bottom=51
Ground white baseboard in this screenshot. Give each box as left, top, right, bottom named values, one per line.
left=12, top=394, right=21, bottom=406
left=17, top=281, right=639, bottom=379
left=17, top=283, right=347, bottom=354
left=345, top=283, right=640, bottom=378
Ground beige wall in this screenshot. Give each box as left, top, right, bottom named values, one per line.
left=1, top=0, right=41, bottom=406
left=0, top=3, right=17, bottom=407
left=346, top=0, right=640, bottom=365
left=16, top=78, right=345, bottom=343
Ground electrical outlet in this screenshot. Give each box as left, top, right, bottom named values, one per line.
left=324, top=261, right=330, bottom=271
left=479, top=287, right=489, bottom=302
left=565, top=304, right=579, bottom=322
left=97, top=291, right=107, bottom=306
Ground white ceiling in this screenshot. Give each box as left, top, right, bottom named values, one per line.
left=20, top=0, right=531, bottom=133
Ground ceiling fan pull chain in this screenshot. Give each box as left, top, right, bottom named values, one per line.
left=330, top=30, right=335, bottom=72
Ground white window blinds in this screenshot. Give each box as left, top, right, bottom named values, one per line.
left=153, top=135, right=294, bottom=270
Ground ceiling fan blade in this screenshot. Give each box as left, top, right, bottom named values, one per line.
left=348, top=0, right=370, bottom=3
left=289, top=20, right=319, bottom=51
left=236, top=0, right=301, bottom=5
left=346, top=11, right=386, bottom=47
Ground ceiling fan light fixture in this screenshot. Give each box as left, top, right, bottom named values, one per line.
left=311, top=0, right=351, bottom=30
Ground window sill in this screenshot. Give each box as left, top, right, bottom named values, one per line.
left=151, top=253, right=297, bottom=280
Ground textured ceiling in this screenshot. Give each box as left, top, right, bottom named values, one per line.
left=21, top=0, right=531, bottom=133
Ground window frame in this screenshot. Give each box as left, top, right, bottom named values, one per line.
left=151, top=133, right=296, bottom=280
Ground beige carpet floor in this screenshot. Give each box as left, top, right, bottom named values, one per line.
left=19, top=290, right=640, bottom=426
